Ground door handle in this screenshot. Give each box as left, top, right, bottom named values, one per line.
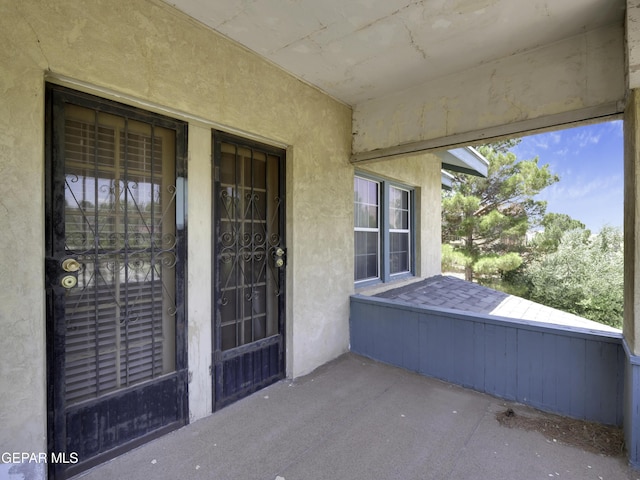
left=60, top=258, right=80, bottom=289
left=61, top=258, right=81, bottom=272
left=273, top=247, right=286, bottom=268
left=61, top=275, right=77, bottom=289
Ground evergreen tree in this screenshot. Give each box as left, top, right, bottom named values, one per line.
left=530, top=213, right=588, bottom=255
left=442, top=143, right=559, bottom=281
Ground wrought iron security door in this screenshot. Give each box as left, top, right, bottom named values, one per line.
left=45, top=85, right=187, bottom=479
left=213, top=132, right=286, bottom=410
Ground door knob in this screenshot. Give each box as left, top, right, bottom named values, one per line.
left=61, top=275, right=78, bottom=289
left=61, top=258, right=81, bottom=272
left=273, top=247, right=286, bottom=268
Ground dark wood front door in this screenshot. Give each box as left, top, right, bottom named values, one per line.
left=45, top=85, right=188, bottom=479
left=212, top=132, right=286, bottom=411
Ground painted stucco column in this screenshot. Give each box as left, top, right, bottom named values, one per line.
left=625, top=90, right=640, bottom=355
left=623, top=89, right=640, bottom=468
left=187, top=124, right=213, bottom=420
left=624, top=1, right=640, bottom=467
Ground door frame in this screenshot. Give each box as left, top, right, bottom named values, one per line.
left=211, top=130, right=287, bottom=411
left=44, top=84, right=189, bottom=478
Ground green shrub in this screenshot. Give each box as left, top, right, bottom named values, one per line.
left=523, top=227, right=623, bottom=329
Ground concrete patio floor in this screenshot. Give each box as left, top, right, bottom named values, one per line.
left=77, top=354, right=637, bottom=480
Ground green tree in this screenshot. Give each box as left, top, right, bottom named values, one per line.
left=530, top=213, right=588, bottom=255
left=483, top=138, right=520, bottom=154
left=442, top=144, right=559, bottom=281
left=525, top=227, right=623, bottom=328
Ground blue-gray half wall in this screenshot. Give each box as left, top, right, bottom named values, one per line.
left=350, top=294, right=624, bottom=427
left=624, top=340, right=640, bottom=468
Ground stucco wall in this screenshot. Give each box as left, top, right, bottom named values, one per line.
left=0, top=7, right=47, bottom=475
left=353, top=23, right=625, bottom=154
left=0, top=0, right=356, bottom=465
left=357, top=153, right=442, bottom=278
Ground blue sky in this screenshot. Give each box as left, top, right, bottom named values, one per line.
left=509, top=120, right=624, bottom=233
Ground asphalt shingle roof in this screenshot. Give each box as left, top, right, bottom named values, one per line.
left=374, top=275, right=621, bottom=334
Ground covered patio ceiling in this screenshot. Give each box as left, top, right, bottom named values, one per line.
left=166, top=0, right=626, bottom=176
left=168, top=0, right=625, bottom=106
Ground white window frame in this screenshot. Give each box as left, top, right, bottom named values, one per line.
left=388, top=185, right=411, bottom=277
left=354, top=174, right=415, bottom=285
left=354, top=177, right=380, bottom=282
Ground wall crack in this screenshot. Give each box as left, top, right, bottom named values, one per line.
left=17, top=8, right=51, bottom=71
left=402, top=21, right=427, bottom=60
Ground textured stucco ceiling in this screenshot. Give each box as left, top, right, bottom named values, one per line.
left=167, top=0, right=625, bottom=105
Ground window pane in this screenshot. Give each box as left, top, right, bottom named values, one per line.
left=355, top=177, right=379, bottom=229
left=367, top=205, right=378, bottom=228
left=389, top=186, right=409, bottom=229
left=354, top=231, right=379, bottom=281
left=389, top=186, right=399, bottom=206
left=391, top=231, right=409, bottom=251
left=401, top=210, right=408, bottom=229
left=390, top=210, right=401, bottom=229
left=366, top=254, right=378, bottom=278
left=366, top=231, right=378, bottom=254
left=354, top=203, right=367, bottom=228
left=355, top=232, right=368, bottom=255
left=354, top=177, right=364, bottom=200
left=390, top=232, right=410, bottom=275
left=368, top=180, right=378, bottom=205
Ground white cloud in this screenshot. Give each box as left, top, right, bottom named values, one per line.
left=541, top=174, right=621, bottom=202
left=572, top=129, right=601, bottom=148
left=553, top=147, right=569, bottom=157
left=549, top=132, right=562, bottom=144
left=604, top=119, right=624, bottom=137
left=531, top=137, right=550, bottom=150
left=540, top=175, right=623, bottom=230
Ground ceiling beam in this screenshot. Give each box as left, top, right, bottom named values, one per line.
left=352, top=24, right=625, bottom=159
left=351, top=101, right=622, bottom=164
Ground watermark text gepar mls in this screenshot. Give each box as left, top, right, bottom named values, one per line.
left=1, top=452, right=79, bottom=464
